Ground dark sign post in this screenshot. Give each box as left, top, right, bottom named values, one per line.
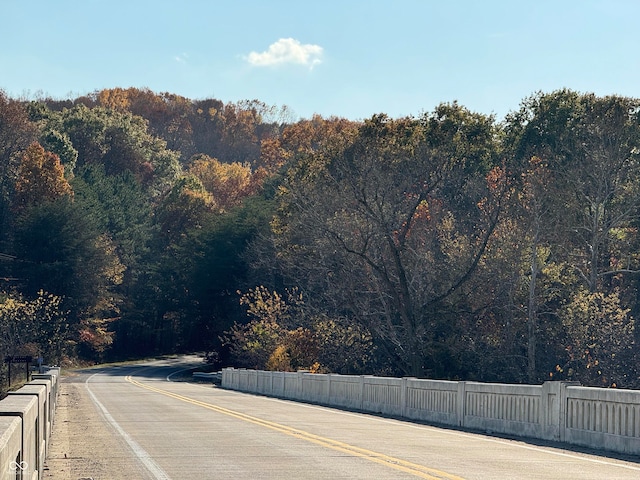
left=4, top=355, right=32, bottom=388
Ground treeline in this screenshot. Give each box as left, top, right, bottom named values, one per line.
left=1, top=87, right=640, bottom=388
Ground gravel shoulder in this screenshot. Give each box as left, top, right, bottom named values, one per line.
left=43, top=373, right=153, bottom=480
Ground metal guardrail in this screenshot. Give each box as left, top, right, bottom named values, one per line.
left=192, top=371, right=222, bottom=384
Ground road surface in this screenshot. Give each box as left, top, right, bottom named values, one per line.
left=43, top=356, right=640, bottom=479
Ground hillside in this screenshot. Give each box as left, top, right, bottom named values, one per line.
left=1, top=87, right=640, bottom=389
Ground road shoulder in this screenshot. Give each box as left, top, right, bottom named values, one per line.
left=44, top=374, right=153, bottom=480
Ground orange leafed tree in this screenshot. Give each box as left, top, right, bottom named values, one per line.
left=259, top=115, right=358, bottom=172
left=187, top=155, right=260, bottom=212
left=97, top=87, right=131, bottom=111
left=13, top=142, right=73, bottom=211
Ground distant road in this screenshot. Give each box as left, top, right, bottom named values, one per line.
left=44, top=356, right=640, bottom=479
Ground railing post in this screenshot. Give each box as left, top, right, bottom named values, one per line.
left=541, top=381, right=560, bottom=441
left=456, top=381, right=466, bottom=427
left=297, top=370, right=305, bottom=401
left=401, top=377, right=408, bottom=418
left=541, top=381, right=579, bottom=442
left=270, top=370, right=274, bottom=395
left=559, top=381, right=580, bottom=443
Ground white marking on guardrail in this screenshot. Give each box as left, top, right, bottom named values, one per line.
left=166, top=366, right=197, bottom=382
left=85, top=373, right=172, bottom=480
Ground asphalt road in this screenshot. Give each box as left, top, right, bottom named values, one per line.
left=44, top=356, right=640, bottom=479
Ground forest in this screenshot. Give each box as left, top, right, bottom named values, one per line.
left=1, top=87, right=640, bottom=389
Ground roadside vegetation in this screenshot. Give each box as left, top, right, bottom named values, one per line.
left=1, top=87, right=640, bottom=390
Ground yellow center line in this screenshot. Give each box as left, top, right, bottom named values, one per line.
left=125, top=375, right=465, bottom=480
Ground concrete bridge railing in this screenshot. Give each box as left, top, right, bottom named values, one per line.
left=0, top=367, right=59, bottom=480
left=222, top=368, right=640, bottom=456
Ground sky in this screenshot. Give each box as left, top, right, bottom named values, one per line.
left=1, top=0, right=639, bottom=122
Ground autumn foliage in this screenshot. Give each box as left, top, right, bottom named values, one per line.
left=0, top=87, right=639, bottom=388
left=13, top=142, right=72, bottom=211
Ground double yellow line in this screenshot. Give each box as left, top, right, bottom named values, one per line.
left=125, top=375, right=464, bottom=480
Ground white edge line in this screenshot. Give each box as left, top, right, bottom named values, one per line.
left=85, top=373, right=172, bottom=480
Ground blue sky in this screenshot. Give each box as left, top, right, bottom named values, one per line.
left=1, top=1, right=638, bottom=121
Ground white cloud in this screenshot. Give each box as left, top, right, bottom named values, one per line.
left=246, top=38, right=323, bottom=68
left=174, top=53, right=189, bottom=63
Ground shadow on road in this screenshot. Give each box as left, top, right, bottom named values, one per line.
left=61, top=355, right=211, bottom=383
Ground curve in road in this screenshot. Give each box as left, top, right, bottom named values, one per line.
left=45, top=357, right=640, bottom=480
